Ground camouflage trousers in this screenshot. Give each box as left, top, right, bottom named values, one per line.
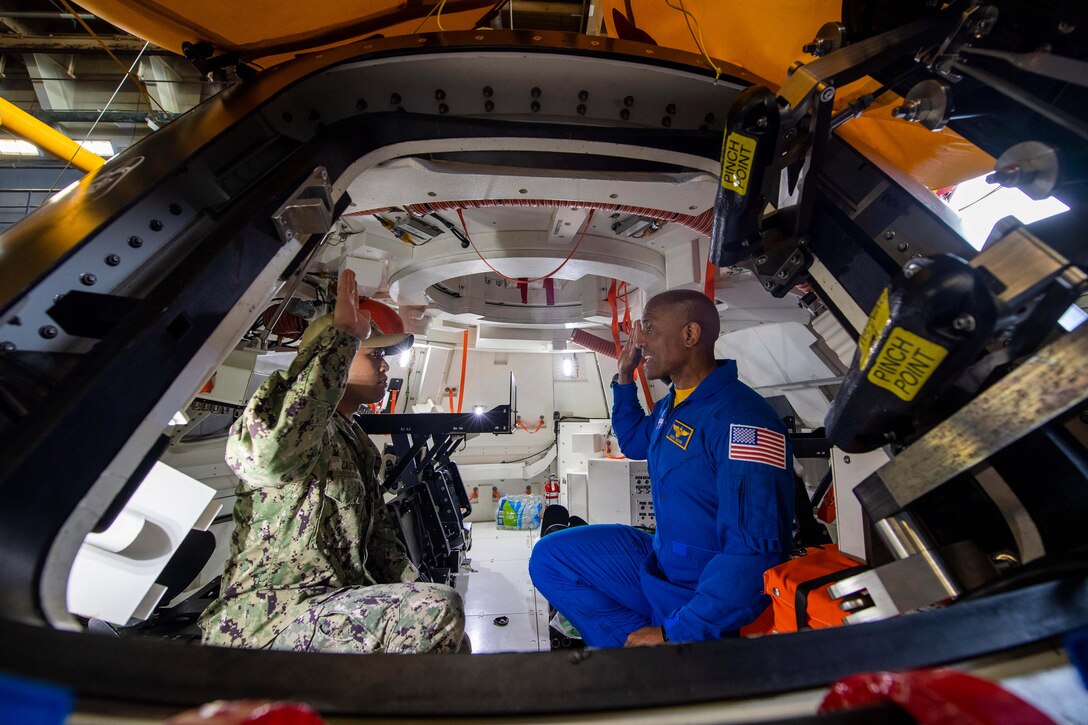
left=268, top=583, right=465, bottom=654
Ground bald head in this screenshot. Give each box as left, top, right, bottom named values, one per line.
left=645, top=290, right=720, bottom=351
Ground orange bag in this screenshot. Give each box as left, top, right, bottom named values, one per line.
left=763, top=544, right=867, bottom=633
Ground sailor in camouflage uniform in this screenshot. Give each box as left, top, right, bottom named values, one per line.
left=199, top=270, right=465, bottom=654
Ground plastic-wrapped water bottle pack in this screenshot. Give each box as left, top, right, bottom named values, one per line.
left=495, top=494, right=543, bottom=530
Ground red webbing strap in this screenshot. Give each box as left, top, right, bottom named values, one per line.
left=543, top=277, right=555, bottom=306
left=704, top=256, right=716, bottom=301
left=607, top=279, right=622, bottom=357
left=456, top=329, right=468, bottom=413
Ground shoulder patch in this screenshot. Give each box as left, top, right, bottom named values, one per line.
left=728, top=424, right=786, bottom=469
left=666, top=420, right=694, bottom=450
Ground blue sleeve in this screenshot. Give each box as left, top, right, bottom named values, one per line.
left=663, top=421, right=795, bottom=642
left=610, top=382, right=653, bottom=460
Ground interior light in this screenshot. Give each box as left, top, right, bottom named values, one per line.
left=473, top=405, right=486, bottom=415
left=398, top=349, right=411, bottom=367
left=169, top=410, right=189, bottom=426
left=561, top=357, right=575, bottom=378
left=946, top=174, right=1069, bottom=250
left=79, top=140, right=115, bottom=157
left=1058, top=305, right=1087, bottom=332
left=0, top=139, right=40, bottom=156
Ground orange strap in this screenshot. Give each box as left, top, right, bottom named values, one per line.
left=607, top=280, right=623, bottom=356
left=517, top=416, right=546, bottom=433
left=389, top=389, right=399, bottom=414
left=456, top=329, right=468, bottom=413
left=635, top=363, right=654, bottom=407
left=704, top=256, right=716, bottom=301
left=447, top=388, right=455, bottom=412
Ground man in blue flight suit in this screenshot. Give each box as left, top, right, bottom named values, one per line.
left=529, top=290, right=795, bottom=647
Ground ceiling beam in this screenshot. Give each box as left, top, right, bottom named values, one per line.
left=0, top=35, right=175, bottom=55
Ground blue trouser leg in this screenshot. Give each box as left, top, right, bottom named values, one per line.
left=529, top=524, right=655, bottom=648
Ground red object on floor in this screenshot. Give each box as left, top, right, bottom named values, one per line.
left=819, top=669, right=1055, bottom=725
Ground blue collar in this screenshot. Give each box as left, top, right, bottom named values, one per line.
left=668, top=360, right=738, bottom=406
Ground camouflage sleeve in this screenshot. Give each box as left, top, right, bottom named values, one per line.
left=225, top=314, right=359, bottom=487
left=370, top=498, right=420, bottom=583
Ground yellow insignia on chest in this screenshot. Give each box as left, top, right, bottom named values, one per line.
left=666, top=420, right=694, bottom=450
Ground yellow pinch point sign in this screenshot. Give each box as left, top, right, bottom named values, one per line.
left=867, top=326, right=949, bottom=402
left=721, top=132, right=757, bottom=196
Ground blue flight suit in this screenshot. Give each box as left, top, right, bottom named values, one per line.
left=529, top=360, right=794, bottom=646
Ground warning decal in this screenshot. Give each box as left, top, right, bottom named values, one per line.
left=721, top=133, right=757, bottom=196
left=858, top=289, right=891, bottom=370
left=867, top=327, right=949, bottom=402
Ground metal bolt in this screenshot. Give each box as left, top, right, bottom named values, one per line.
left=390, top=92, right=401, bottom=105
left=530, top=87, right=542, bottom=98
left=623, top=95, right=634, bottom=107
left=896, top=241, right=909, bottom=252
left=791, top=254, right=802, bottom=264
left=756, top=116, right=768, bottom=129
left=756, top=255, right=769, bottom=265
left=619, top=108, right=630, bottom=120
left=0, top=341, right=15, bottom=352
left=435, top=88, right=446, bottom=100
left=763, top=281, right=774, bottom=290
left=843, top=455, right=851, bottom=464
left=661, top=116, right=671, bottom=127
left=150, top=219, right=164, bottom=232
left=576, top=104, right=587, bottom=115
left=903, top=261, right=922, bottom=278
left=839, top=596, right=868, bottom=612
left=891, top=99, right=921, bottom=121
left=1058, top=21, right=1075, bottom=34
left=884, top=230, right=896, bottom=241
left=772, top=587, right=780, bottom=597
left=784, top=128, right=797, bottom=141
left=986, top=163, right=1021, bottom=188
left=665, top=103, right=676, bottom=115
left=105, top=254, right=121, bottom=266
left=128, top=236, right=143, bottom=248
left=798, top=237, right=809, bottom=247
left=39, top=325, right=58, bottom=339
left=438, top=103, right=449, bottom=114
left=578, top=89, right=589, bottom=101
left=169, top=203, right=183, bottom=216
left=483, top=86, right=494, bottom=97
left=484, top=100, right=495, bottom=112
left=952, top=314, right=976, bottom=332
left=531, top=101, right=541, bottom=112
left=777, top=270, right=788, bottom=278
left=80, top=273, right=97, bottom=286
left=820, top=87, right=835, bottom=102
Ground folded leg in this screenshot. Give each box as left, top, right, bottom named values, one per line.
left=529, top=524, right=654, bottom=648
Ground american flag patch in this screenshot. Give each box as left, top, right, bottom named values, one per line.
left=729, top=424, right=787, bottom=469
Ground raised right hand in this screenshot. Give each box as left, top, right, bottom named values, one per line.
left=616, top=320, right=642, bottom=384
left=332, top=269, right=373, bottom=341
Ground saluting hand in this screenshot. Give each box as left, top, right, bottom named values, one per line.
left=333, top=269, right=373, bottom=341
left=616, top=320, right=643, bottom=384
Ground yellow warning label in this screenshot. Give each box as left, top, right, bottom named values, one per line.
left=721, top=133, right=757, bottom=196
left=867, top=327, right=949, bottom=402
left=858, top=289, right=891, bottom=370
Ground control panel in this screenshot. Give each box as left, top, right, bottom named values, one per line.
left=631, top=470, right=654, bottom=529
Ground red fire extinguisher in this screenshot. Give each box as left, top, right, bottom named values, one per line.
left=544, top=475, right=560, bottom=508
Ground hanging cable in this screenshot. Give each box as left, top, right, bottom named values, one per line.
left=46, top=40, right=151, bottom=197
left=436, top=0, right=449, bottom=30
left=666, top=0, right=722, bottom=82
left=456, top=208, right=596, bottom=284
left=517, top=416, right=547, bottom=433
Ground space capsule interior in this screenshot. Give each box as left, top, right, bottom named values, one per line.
left=0, top=0, right=1086, bottom=721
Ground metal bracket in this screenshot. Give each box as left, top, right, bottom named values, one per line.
left=271, top=167, right=334, bottom=245
left=829, top=539, right=997, bottom=624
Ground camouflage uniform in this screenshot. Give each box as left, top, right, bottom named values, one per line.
left=198, top=316, right=464, bottom=654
